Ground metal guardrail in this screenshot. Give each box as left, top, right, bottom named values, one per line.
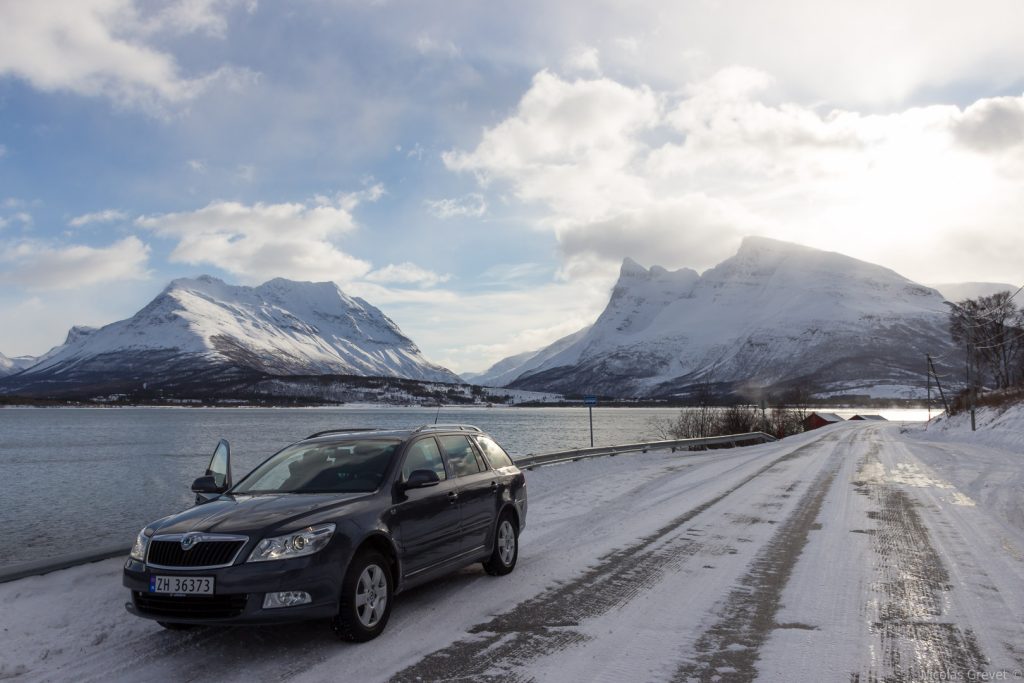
left=0, top=544, right=129, bottom=584
left=0, top=431, right=776, bottom=584
left=514, top=431, right=777, bottom=470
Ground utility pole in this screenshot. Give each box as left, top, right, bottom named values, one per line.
left=926, top=355, right=931, bottom=423
left=927, top=355, right=950, bottom=416
left=967, top=326, right=977, bottom=431
left=942, top=300, right=977, bottom=431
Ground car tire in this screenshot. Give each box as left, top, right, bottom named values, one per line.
left=157, top=621, right=199, bottom=631
left=332, top=551, right=393, bottom=642
left=482, top=511, right=518, bottom=576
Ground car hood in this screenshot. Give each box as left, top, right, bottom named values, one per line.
left=149, top=492, right=369, bottom=536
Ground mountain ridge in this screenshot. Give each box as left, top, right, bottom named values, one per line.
left=0, top=275, right=460, bottom=397
left=494, top=237, right=957, bottom=399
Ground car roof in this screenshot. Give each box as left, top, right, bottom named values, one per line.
left=300, top=424, right=488, bottom=445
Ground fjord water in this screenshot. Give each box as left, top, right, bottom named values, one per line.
left=0, top=406, right=927, bottom=569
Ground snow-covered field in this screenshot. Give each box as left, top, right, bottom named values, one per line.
left=2, top=421, right=1022, bottom=681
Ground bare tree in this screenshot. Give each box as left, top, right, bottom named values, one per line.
left=949, top=292, right=1024, bottom=391
left=759, top=386, right=808, bottom=438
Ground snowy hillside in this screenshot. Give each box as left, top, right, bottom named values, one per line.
left=506, top=237, right=956, bottom=398
left=0, top=276, right=459, bottom=396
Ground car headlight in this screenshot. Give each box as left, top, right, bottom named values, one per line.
left=247, top=523, right=336, bottom=563
left=130, top=528, right=150, bottom=561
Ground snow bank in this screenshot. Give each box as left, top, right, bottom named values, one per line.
left=904, top=401, right=1024, bottom=533
left=916, top=401, right=1024, bottom=453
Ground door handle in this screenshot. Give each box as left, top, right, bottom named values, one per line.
left=447, top=491, right=459, bottom=504
left=490, top=481, right=499, bottom=493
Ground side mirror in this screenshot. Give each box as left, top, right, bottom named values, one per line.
left=205, top=439, right=232, bottom=490
left=195, top=439, right=232, bottom=505
left=404, top=469, right=441, bottom=489
left=192, top=475, right=228, bottom=494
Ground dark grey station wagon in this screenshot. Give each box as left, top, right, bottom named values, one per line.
left=122, top=424, right=527, bottom=641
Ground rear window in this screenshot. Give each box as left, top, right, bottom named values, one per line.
left=438, top=435, right=484, bottom=477
left=474, top=435, right=514, bottom=469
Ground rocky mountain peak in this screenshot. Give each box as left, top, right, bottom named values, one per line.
left=1, top=275, right=460, bottom=393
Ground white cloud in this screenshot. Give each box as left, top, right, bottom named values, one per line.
left=479, top=262, right=551, bottom=284
left=0, top=0, right=253, bottom=110
left=187, top=159, right=207, bottom=173
left=68, top=209, right=128, bottom=227
left=564, top=46, right=601, bottom=76
left=952, top=96, right=1024, bottom=153
left=424, top=193, right=487, bottom=219
left=347, top=279, right=608, bottom=375
left=365, top=262, right=451, bottom=287
left=322, top=0, right=1024, bottom=109
left=0, top=236, right=151, bottom=290
left=340, top=182, right=385, bottom=209
left=527, top=0, right=1024, bottom=107
left=406, top=143, right=425, bottom=160
left=445, top=69, right=1024, bottom=284
left=444, top=70, right=661, bottom=226
left=414, top=34, right=460, bottom=59
left=0, top=144, right=6, bottom=158
left=134, top=0, right=254, bottom=39
left=136, top=194, right=374, bottom=283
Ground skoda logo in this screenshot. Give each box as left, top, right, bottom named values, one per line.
left=180, top=533, right=201, bottom=551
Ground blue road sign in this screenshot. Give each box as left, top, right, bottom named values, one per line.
left=584, top=395, right=598, bottom=406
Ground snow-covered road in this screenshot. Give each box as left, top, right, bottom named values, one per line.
left=2, top=423, right=1022, bottom=682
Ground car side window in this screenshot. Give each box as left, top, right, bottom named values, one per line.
left=438, top=435, right=483, bottom=477
left=474, top=436, right=514, bottom=469
left=401, top=438, right=447, bottom=482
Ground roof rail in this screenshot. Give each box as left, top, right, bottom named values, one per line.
left=413, top=424, right=483, bottom=433
left=305, top=428, right=380, bottom=439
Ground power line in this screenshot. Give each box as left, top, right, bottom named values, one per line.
left=973, top=328, right=1024, bottom=351
left=944, top=284, right=1024, bottom=327
left=1006, top=282, right=1024, bottom=304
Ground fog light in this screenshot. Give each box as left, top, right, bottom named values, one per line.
left=263, top=591, right=311, bottom=609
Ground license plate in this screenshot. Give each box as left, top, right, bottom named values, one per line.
left=149, top=575, right=215, bottom=595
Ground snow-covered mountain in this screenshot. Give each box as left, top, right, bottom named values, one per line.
left=470, top=327, right=590, bottom=387
left=503, top=237, right=957, bottom=399
left=0, top=352, right=38, bottom=377
left=0, top=325, right=99, bottom=379
left=0, top=276, right=459, bottom=396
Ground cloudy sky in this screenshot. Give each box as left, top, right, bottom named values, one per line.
left=1, top=0, right=1023, bottom=373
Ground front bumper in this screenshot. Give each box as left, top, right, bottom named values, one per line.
left=123, top=551, right=346, bottom=625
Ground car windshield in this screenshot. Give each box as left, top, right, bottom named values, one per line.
left=232, top=440, right=400, bottom=494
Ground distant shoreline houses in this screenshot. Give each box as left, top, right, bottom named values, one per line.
left=802, top=412, right=887, bottom=431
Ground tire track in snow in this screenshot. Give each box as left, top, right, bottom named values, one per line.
left=851, top=442, right=988, bottom=682
left=669, top=439, right=843, bottom=681
left=388, top=436, right=836, bottom=682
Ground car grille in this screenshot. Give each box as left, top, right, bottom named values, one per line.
left=148, top=539, right=245, bottom=568
left=133, top=592, right=248, bottom=619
